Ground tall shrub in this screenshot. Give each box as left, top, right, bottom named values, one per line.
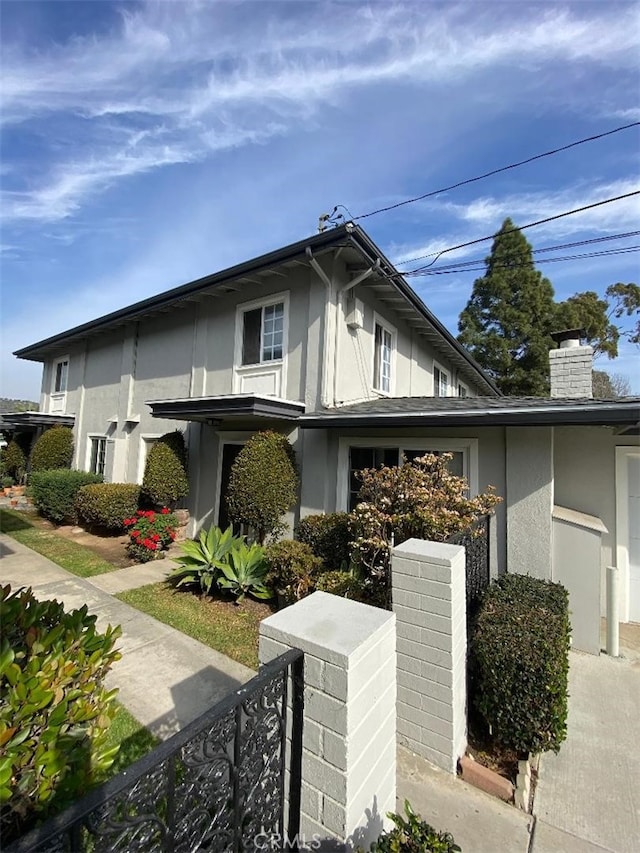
left=1, top=439, right=27, bottom=483
left=0, top=585, right=122, bottom=844
left=470, top=573, right=571, bottom=754
left=142, top=431, right=189, bottom=508
left=30, top=469, right=102, bottom=523
left=30, top=426, right=74, bottom=472
left=350, top=453, right=501, bottom=604
left=226, top=431, right=298, bottom=543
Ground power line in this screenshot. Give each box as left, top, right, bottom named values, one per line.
left=403, top=190, right=640, bottom=271
left=405, top=246, right=640, bottom=277
left=402, top=230, right=640, bottom=274
left=348, top=121, right=640, bottom=222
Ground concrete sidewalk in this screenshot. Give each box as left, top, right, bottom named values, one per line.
left=0, top=534, right=255, bottom=740
left=533, top=650, right=640, bottom=852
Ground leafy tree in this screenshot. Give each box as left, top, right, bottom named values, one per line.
left=458, top=220, right=638, bottom=395
left=458, top=219, right=557, bottom=395
left=592, top=370, right=631, bottom=399
left=226, top=431, right=298, bottom=544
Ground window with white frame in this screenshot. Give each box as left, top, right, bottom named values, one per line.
left=433, top=363, right=449, bottom=397
left=373, top=318, right=394, bottom=394
left=458, top=382, right=468, bottom=398
left=89, top=437, right=107, bottom=477
left=241, top=301, right=285, bottom=365
left=53, top=359, right=69, bottom=393
left=340, top=438, right=478, bottom=511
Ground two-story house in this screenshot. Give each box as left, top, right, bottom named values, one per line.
left=8, top=222, right=640, bottom=652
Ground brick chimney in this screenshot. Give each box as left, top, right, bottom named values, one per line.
left=549, top=329, right=593, bottom=398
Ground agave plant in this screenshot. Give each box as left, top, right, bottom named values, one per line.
left=168, top=525, right=244, bottom=595
left=218, top=541, right=273, bottom=602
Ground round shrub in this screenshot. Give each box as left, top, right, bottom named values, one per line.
left=226, top=431, right=298, bottom=543
left=296, top=512, right=352, bottom=570
left=264, top=539, right=322, bottom=604
left=1, top=439, right=26, bottom=483
left=316, top=570, right=365, bottom=601
left=0, top=585, right=121, bottom=844
left=470, top=573, right=570, bottom=755
left=30, top=426, right=74, bottom=472
left=76, top=483, right=141, bottom=530
left=142, top=431, right=189, bottom=508
left=30, top=469, right=103, bottom=523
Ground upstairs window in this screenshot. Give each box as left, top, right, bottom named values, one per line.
left=54, top=359, right=68, bottom=393
left=373, top=319, right=394, bottom=394
left=434, top=364, right=449, bottom=397
left=242, top=302, right=285, bottom=365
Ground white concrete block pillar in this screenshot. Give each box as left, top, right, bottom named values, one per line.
left=259, top=591, right=396, bottom=852
left=391, top=539, right=467, bottom=774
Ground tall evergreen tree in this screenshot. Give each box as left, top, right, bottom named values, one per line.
left=458, top=218, right=557, bottom=395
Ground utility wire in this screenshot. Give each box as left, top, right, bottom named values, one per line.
left=404, top=246, right=640, bottom=276
left=348, top=121, right=640, bottom=222
left=401, top=190, right=640, bottom=271
left=401, top=230, right=640, bottom=274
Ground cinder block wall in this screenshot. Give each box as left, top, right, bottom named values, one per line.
left=260, top=591, right=396, bottom=852
left=391, top=539, right=467, bottom=773
left=549, top=345, right=593, bottom=398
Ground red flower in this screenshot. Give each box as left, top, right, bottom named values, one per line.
left=147, top=542, right=157, bottom=551
left=152, top=533, right=160, bottom=542
left=123, top=518, right=133, bottom=526
left=161, top=507, right=170, bottom=515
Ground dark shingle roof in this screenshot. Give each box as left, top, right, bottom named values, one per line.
left=299, top=396, right=640, bottom=428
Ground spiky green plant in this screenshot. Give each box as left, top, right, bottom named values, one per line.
left=218, top=542, right=272, bottom=602
left=168, top=525, right=244, bottom=595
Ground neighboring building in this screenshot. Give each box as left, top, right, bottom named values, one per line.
left=8, top=222, right=640, bottom=647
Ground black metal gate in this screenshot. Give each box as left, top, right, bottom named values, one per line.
left=8, top=649, right=304, bottom=853
left=446, top=514, right=490, bottom=613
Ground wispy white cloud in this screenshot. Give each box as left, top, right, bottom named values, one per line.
left=2, top=1, right=638, bottom=224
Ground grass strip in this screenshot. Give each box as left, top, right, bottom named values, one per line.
left=118, top=582, right=262, bottom=670
left=0, top=508, right=119, bottom=577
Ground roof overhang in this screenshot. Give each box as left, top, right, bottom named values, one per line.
left=298, top=398, right=640, bottom=430
left=0, top=412, right=75, bottom=432
left=146, top=394, right=305, bottom=424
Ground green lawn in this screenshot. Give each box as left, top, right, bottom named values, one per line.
left=118, top=583, right=269, bottom=669
left=0, top=508, right=119, bottom=577
left=105, top=702, right=159, bottom=776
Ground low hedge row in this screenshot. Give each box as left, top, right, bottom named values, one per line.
left=30, top=469, right=103, bottom=524
left=470, top=573, right=571, bottom=755
left=76, top=483, right=141, bottom=530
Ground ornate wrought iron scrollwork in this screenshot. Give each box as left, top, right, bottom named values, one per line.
left=446, top=515, right=490, bottom=611
left=9, top=650, right=304, bottom=853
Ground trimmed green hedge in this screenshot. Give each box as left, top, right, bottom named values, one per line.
left=142, top=431, right=189, bottom=508
left=470, top=573, right=571, bottom=755
left=30, top=469, right=103, bottom=524
left=76, top=483, right=141, bottom=530
left=264, top=539, right=322, bottom=605
left=0, top=585, right=121, bottom=844
left=1, top=440, right=27, bottom=483
left=30, top=426, right=74, bottom=472
left=295, top=512, right=352, bottom=570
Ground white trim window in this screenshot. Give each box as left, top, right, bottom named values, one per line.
left=88, top=436, right=107, bottom=477
left=50, top=356, right=69, bottom=413
left=433, top=362, right=450, bottom=397
left=458, top=382, right=468, bottom=398
left=338, top=437, right=479, bottom=511
left=241, top=301, right=285, bottom=365
left=373, top=316, right=395, bottom=394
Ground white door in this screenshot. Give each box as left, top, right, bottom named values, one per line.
left=617, top=448, right=640, bottom=623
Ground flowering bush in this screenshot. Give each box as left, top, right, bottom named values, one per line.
left=350, top=453, right=502, bottom=607
left=124, top=508, right=178, bottom=563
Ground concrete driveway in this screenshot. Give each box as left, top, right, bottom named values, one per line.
left=533, top=649, right=640, bottom=852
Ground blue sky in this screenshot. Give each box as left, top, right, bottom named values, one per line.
left=2, top=0, right=639, bottom=400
